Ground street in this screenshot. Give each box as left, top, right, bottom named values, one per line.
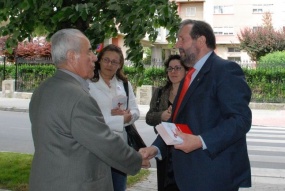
left=0, top=110, right=285, bottom=184
left=0, top=110, right=33, bottom=153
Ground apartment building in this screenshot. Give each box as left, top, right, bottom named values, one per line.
left=102, top=1, right=285, bottom=66
left=158, top=0, right=285, bottom=65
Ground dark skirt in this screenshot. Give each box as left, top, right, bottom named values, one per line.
left=156, top=146, right=179, bottom=191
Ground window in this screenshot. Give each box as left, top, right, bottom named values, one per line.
left=252, top=4, right=273, bottom=14
left=214, top=5, right=234, bottom=14
left=186, top=7, right=196, bottom=17
left=228, top=47, right=240, bottom=52
left=223, top=27, right=234, bottom=35
left=252, top=26, right=262, bottom=32
left=252, top=8, right=263, bottom=13
left=228, top=57, right=241, bottom=62
left=213, top=27, right=234, bottom=35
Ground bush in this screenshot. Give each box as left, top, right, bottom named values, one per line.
left=1, top=64, right=285, bottom=103
left=124, top=66, right=166, bottom=87
left=258, top=51, right=285, bottom=68
left=243, top=67, right=285, bottom=103
left=16, top=64, right=55, bottom=91
left=143, top=67, right=166, bottom=87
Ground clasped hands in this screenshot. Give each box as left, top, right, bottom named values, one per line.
left=111, top=108, right=132, bottom=124
left=139, top=147, right=157, bottom=169
left=139, top=130, right=203, bottom=164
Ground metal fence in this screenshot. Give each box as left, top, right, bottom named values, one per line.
left=0, top=56, right=6, bottom=91
left=15, top=57, right=54, bottom=92
left=244, top=67, right=285, bottom=103
left=1, top=57, right=284, bottom=103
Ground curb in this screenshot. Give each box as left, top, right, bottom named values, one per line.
left=1, top=104, right=285, bottom=114
left=249, top=102, right=285, bottom=110
left=0, top=107, right=29, bottom=112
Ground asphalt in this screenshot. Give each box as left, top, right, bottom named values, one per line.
left=0, top=98, right=285, bottom=191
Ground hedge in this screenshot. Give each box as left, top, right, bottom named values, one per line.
left=0, top=64, right=284, bottom=103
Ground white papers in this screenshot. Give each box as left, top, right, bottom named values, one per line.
left=155, top=122, right=183, bottom=145
left=112, top=95, right=128, bottom=109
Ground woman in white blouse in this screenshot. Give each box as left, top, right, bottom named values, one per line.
left=89, top=44, right=140, bottom=191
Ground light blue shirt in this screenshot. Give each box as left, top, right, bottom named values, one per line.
left=191, top=51, right=213, bottom=150
left=191, top=51, right=212, bottom=84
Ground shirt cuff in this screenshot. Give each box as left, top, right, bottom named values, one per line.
left=152, top=145, right=162, bottom=160
left=198, top=135, right=207, bottom=150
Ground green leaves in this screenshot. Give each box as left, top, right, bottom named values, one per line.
left=0, top=0, right=180, bottom=62
left=0, top=0, right=181, bottom=88
left=238, top=12, right=285, bottom=61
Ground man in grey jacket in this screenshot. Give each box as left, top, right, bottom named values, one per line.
left=29, top=28, right=149, bottom=191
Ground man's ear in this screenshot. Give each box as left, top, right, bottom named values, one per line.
left=66, top=50, right=75, bottom=62
left=198, top=36, right=206, bottom=46
left=66, top=50, right=79, bottom=67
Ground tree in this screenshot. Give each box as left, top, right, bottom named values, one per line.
left=238, top=12, right=285, bottom=61
left=0, top=36, right=8, bottom=56
left=262, top=11, right=273, bottom=29
left=0, top=0, right=181, bottom=67
left=142, top=47, right=152, bottom=65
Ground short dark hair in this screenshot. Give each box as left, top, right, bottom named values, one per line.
left=180, top=19, right=216, bottom=49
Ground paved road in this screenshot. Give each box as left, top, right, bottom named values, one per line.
left=1, top=113, right=285, bottom=191
left=243, top=125, right=285, bottom=188
left=128, top=125, right=285, bottom=191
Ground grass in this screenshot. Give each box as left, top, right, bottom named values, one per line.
left=0, top=152, right=150, bottom=191
left=127, top=168, right=150, bottom=188
left=0, top=152, right=32, bottom=191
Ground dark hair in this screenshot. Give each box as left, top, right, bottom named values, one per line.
left=91, top=44, right=128, bottom=82
left=163, top=54, right=190, bottom=89
left=180, top=19, right=216, bottom=49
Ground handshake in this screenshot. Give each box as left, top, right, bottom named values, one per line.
left=139, top=146, right=159, bottom=169
left=139, top=130, right=203, bottom=168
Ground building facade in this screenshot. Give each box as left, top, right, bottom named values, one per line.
left=106, top=0, right=285, bottom=66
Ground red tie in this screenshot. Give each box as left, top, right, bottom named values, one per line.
left=172, top=67, right=195, bottom=121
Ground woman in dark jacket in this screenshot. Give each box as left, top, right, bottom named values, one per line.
left=146, top=54, right=189, bottom=191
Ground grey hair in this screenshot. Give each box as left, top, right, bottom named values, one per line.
left=50, top=29, right=85, bottom=66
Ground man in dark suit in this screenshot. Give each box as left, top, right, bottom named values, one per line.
left=140, top=19, right=252, bottom=191
left=29, top=28, right=150, bottom=191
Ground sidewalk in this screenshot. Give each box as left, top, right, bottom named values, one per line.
left=127, top=168, right=285, bottom=191
left=1, top=98, right=285, bottom=126
left=0, top=98, right=285, bottom=191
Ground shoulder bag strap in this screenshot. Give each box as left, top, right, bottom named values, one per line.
left=123, top=81, right=129, bottom=109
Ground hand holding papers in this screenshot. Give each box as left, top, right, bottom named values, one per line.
left=112, top=95, right=128, bottom=109
left=155, top=122, right=193, bottom=145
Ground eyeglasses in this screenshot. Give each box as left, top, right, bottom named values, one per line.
left=167, top=66, right=183, bottom=72
left=101, top=57, right=120, bottom=66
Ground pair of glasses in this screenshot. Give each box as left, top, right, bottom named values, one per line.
left=167, top=66, right=183, bottom=72
left=101, top=57, right=120, bottom=66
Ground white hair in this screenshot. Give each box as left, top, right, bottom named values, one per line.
left=50, top=29, right=86, bottom=66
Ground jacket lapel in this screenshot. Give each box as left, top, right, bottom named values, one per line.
left=174, top=53, right=216, bottom=121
